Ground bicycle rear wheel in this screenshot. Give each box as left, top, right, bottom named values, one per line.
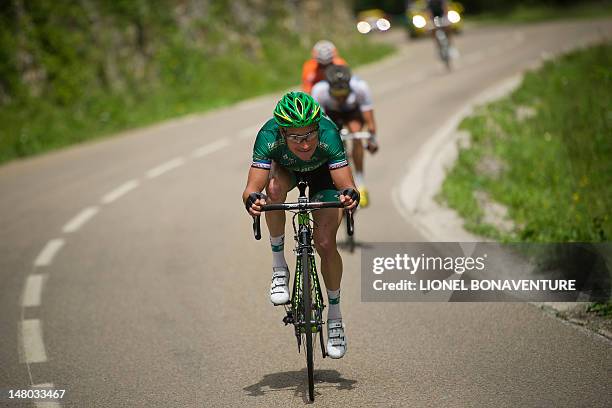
left=301, top=249, right=315, bottom=401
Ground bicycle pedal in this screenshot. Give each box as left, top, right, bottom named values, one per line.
left=283, top=312, right=294, bottom=325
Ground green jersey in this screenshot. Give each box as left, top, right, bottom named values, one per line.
left=251, top=117, right=348, bottom=173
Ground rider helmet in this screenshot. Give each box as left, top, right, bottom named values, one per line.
left=325, top=64, right=352, bottom=97
left=273, top=91, right=322, bottom=128
left=312, top=40, right=337, bottom=65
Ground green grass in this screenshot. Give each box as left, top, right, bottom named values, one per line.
left=0, top=40, right=393, bottom=164
left=468, top=1, right=612, bottom=24
left=0, top=2, right=395, bottom=165
left=440, top=42, right=612, bottom=242
left=587, top=302, right=612, bottom=317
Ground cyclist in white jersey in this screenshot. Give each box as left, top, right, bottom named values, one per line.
left=311, top=65, right=379, bottom=207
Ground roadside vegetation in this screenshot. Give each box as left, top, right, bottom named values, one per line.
left=0, top=1, right=394, bottom=165
left=441, top=42, right=611, bottom=243
left=440, top=42, right=611, bottom=317
left=467, top=0, right=612, bottom=24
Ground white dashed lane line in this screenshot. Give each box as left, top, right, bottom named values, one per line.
left=20, top=319, right=47, bottom=363
left=17, top=136, right=232, bottom=402
left=146, top=157, right=185, bottom=179
left=22, top=274, right=46, bottom=308
left=32, top=383, right=61, bottom=408
left=192, top=138, right=230, bottom=158
left=33, top=239, right=65, bottom=267
left=101, top=179, right=140, bottom=204
left=62, top=206, right=99, bottom=233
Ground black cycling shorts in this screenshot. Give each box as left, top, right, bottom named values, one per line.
left=290, top=164, right=339, bottom=202
left=428, top=0, right=445, bottom=17
left=327, top=109, right=364, bottom=130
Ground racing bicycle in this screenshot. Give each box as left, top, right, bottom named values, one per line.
left=432, top=16, right=452, bottom=70
left=252, top=179, right=354, bottom=401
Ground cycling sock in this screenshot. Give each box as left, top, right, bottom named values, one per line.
left=327, top=288, right=341, bottom=320
left=270, top=235, right=287, bottom=268
left=354, top=171, right=365, bottom=187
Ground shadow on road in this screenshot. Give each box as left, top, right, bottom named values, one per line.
left=243, top=369, right=357, bottom=402
left=338, top=240, right=375, bottom=252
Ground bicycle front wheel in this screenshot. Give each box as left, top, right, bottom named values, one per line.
left=301, top=249, right=315, bottom=401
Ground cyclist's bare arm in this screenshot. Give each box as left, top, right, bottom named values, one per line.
left=330, top=166, right=359, bottom=210
left=243, top=167, right=269, bottom=216
left=362, top=109, right=379, bottom=152
left=362, top=109, right=376, bottom=135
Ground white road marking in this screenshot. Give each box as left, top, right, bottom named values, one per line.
left=32, top=383, right=61, bottom=407
left=62, top=206, right=99, bottom=233
left=392, top=74, right=522, bottom=242
left=23, top=274, right=46, bottom=307
left=239, top=124, right=263, bottom=140
left=192, top=138, right=230, bottom=158
left=146, top=157, right=185, bottom=179
left=20, top=319, right=47, bottom=363
left=102, top=179, right=140, bottom=204
left=34, top=239, right=65, bottom=267
left=35, top=401, right=62, bottom=408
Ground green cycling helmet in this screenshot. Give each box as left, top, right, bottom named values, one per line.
left=273, top=91, right=322, bottom=128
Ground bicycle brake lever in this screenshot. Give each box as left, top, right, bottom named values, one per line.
left=253, top=216, right=261, bottom=240
left=346, top=210, right=354, bottom=236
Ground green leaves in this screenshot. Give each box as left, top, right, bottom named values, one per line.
left=442, top=43, right=612, bottom=242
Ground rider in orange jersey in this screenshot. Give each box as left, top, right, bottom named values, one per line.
left=301, top=40, right=347, bottom=94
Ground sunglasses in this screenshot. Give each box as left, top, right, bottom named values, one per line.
left=330, top=87, right=350, bottom=97
left=284, top=127, right=319, bottom=143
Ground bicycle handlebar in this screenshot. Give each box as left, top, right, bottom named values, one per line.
left=340, top=129, right=373, bottom=141
left=252, top=201, right=354, bottom=240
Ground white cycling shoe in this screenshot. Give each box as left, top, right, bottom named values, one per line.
left=326, top=319, right=347, bottom=359
left=270, top=267, right=290, bottom=305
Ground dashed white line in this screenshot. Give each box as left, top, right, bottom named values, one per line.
left=192, top=138, right=230, bottom=158
left=23, top=274, right=46, bottom=308
left=35, top=400, right=62, bottom=408
left=62, top=206, right=99, bottom=233
left=34, top=239, right=65, bottom=267
left=146, top=157, right=185, bottom=179
left=102, top=179, right=140, bottom=204
left=20, top=319, right=47, bottom=363
left=32, top=383, right=61, bottom=408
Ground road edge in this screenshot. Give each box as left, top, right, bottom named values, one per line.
left=391, top=71, right=612, bottom=343
left=392, top=74, right=522, bottom=242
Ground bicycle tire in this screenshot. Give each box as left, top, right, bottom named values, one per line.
left=301, top=248, right=315, bottom=401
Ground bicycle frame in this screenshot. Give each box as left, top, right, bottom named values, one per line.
left=432, top=16, right=451, bottom=69
left=251, top=180, right=353, bottom=401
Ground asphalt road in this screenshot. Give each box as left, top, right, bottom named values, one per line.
left=1, top=19, right=611, bottom=407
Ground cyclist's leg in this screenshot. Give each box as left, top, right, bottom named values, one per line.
left=265, top=161, right=293, bottom=236
left=313, top=207, right=343, bottom=290
left=304, top=168, right=343, bottom=291
left=346, top=115, right=369, bottom=206
left=348, top=119, right=364, bottom=178
left=265, top=162, right=295, bottom=304
left=312, top=206, right=347, bottom=358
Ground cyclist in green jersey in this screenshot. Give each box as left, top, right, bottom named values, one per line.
left=242, top=91, right=359, bottom=359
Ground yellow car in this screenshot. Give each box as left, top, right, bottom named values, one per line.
left=406, top=1, right=464, bottom=38
left=356, top=9, right=392, bottom=34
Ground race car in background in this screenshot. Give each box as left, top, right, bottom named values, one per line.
left=406, top=0, right=464, bottom=38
